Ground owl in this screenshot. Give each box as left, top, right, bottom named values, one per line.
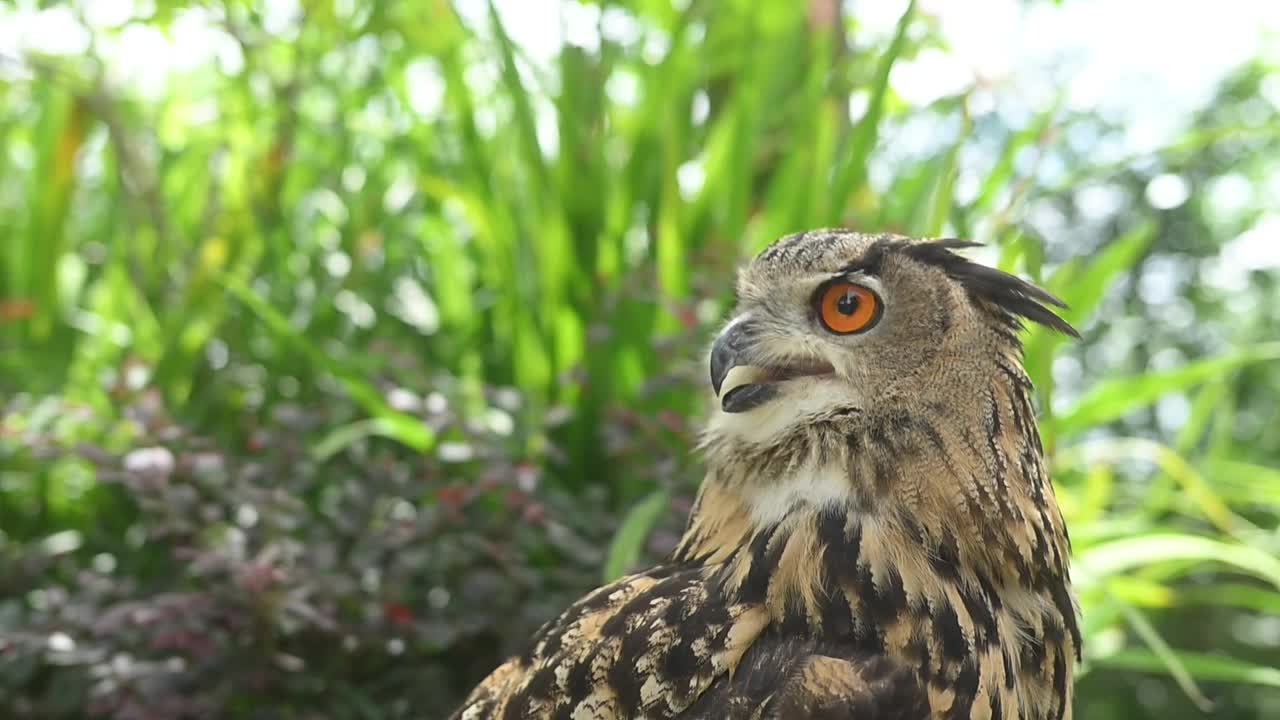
left=451, top=230, right=1081, bottom=720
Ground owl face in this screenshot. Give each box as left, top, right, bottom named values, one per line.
left=705, top=230, right=1076, bottom=449
left=708, top=232, right=972, bottom=440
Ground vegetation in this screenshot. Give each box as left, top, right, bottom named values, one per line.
left=1, top=1, right=1278, bottom=717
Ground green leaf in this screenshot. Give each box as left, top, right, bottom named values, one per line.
left=1052, top=343, right=1280, bottom=435
left=1024, top=221, right=1154, bottom=401
left=1204, top=459, right=1280, bottom=506
left=602, top=489, right=670, bottom=582
left=1090, top=649, right=1280, bottom=689
left=1175, top=381, right=1229, bottom=454
left=1105, top=576, right=1176, bottom=608
left=1055, top=437, right=1245, bottom=536
left=1177, top=583, right=1280, bottom=614
left=312, top=418, right=436, bottom=462
left=920, top=111, right=970, bottom=237
left=221, top=277, right=434, bottom=452
left=1074, top=533, right=1280, bottom=590
left=485, top=0, right=548, bottom=190
left=972, top=104, right=1059, bottom=217
left=828, top=0, right=915, bottom=215
left=1119, top=603, right=1213, bottom=711
left=1055, top=220, right=1155, bottom=328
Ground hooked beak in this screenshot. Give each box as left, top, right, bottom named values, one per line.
left=709, top=319, right=777, bottom=414
left=709, top=318, right=835, bottom=414
left=709, top=318, right=751, bottom=396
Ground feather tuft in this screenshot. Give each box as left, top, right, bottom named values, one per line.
left=897, top=240, right=1080, bottom=338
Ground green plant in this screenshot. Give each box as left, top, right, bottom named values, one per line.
left=1, top=1, right=1278, bottom=717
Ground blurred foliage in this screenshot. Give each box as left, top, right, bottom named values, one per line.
left=1, top=0, right=1278, bottom=718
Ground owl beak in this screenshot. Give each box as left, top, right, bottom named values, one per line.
left=710, top=317, right=837, bottom=414
left=710, top=319, right=781, bottom=414
left=709, top=318, right=752, bottom=397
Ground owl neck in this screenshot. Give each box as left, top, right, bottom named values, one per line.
left=674, top=351, right=1079, bottom=720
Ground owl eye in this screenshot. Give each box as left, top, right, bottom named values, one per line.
left=817, top=282, right=881, bottom=334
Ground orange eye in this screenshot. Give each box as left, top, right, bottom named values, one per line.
left=818, top=282, right=881, bottom=334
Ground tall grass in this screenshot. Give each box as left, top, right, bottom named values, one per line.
left=1, top=1, right=1278, bottom=716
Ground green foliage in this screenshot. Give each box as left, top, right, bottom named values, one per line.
left=603, top=489, right=671, bottom=582
left=1, top=1, right=1278, bottom=718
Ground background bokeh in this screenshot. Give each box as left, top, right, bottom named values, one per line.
left=2, top=0, right=1279, bottom=717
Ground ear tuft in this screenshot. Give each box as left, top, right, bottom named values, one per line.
left=898, top=240, right=1079, bottom=339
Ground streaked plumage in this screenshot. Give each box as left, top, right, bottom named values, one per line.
left=452, top=230, right=1081, bottom=720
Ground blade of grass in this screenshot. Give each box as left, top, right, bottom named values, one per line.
left=919, top=109, right=970, bottom=237
left=1203, top=458, right=1280, bottom=507
left=221, top=276, right=433, bottom=452
left=1104, top=576, right=1176, bottom=608
left=1058, top=221, right=1155, bottom=328
left=27, top=89, right=90, bottom=341
left=1051, top=343, right=1280, bottom=436
left=1118, top=601, right=1213, bottom=711
left=828, top=0, right=915, bottom=217
left=1024, top=221, right=1154, bottom=403
left=1177, top=583, right=1280, bottom=614
left=971, top=102, right=1060, bottom=218
left=311, top=418, right=436, bottom=463
left=1073, top=533, right=1280, bottom=590
left=1054, top=437, right=1247, bottom=537
left=1175, top=381, right=1229, bottom=453
left=602, top=489, right=669, bottom=582
left=485, top=0, right=548, bottom=189
left=1089, top=649, right=1280, bottom=689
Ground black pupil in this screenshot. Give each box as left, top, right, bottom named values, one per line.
left=836, top=289, right=860, bottom=316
